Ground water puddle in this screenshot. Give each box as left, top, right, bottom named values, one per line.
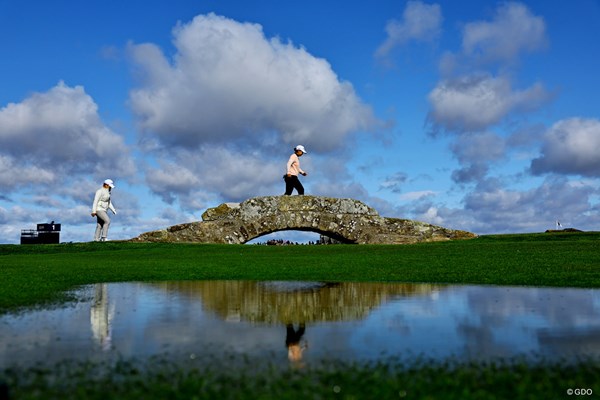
left=2, top=281, right=600, bottom=369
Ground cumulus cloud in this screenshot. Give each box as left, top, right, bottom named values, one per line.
left=462, top=2, right=547, bottom=65
left=144, top=145, right=284, bottom=209
left=0, top=155, right=54, bottom=188
left=531, top=118, right=600, bottom=177
left=375, top=1, right=443, bottom=59
left=427, top=74, right=550, bottom=133
left=126, top=13, right=379, bottom=207
left=0, top=82, right=135, bottom=189
left=129, top=13, right=375, bottom=153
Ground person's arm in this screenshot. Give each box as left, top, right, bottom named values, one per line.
left=108, top=200, right=117, bottom=215
left=91, top=189, right=100, bottom=216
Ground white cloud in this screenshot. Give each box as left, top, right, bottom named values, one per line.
left=427, top=74, right=550, bottom=133
left=418, top=206, right=445, bottom=225
left=376, top=1, right=443, bottom=59
left=129, top=13, right=375, bottom=153
left=145, top=145, right=284, bottom=209
left=0, top=155, right=55, bottom=188
left=127, top=13, right=379, bottom=208
left=0, top=82, right=135, bottom=188
left=146, top=161, right=201, bottom=204
left=531, top=118, right=600, bottom=177
left=400, top=190, right=437, bottom=201
left=462, top=2, right=547, bottom=64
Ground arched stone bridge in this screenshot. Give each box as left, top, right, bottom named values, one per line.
left=131, top=195, right=476, bottom=244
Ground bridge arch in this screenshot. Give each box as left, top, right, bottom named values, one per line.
left=244, top=228, right=356, bottom=244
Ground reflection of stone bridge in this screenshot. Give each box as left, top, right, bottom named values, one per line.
left=151, top=281, right=445, bottom=323
left=132, top=195, right=476, bottom=244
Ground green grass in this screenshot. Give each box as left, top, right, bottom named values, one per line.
left=2, top=356, right=599, bottom=399
left=2, top=231, right=600, bottom=399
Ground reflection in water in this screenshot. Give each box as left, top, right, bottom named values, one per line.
left=2, top=281, right=600, bottom=370
left=145, top=281, right=437, bottom=367
left=90, top=284, right=114, bottom=351
left=148, top=281, right=440, bottom=323
left=286, top=323, right=307, bottom=364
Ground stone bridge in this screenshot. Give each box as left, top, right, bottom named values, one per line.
left=131, top=195, right=476, bottom=244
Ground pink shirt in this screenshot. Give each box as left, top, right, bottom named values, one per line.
left=286, top=153, right=305, bottom=176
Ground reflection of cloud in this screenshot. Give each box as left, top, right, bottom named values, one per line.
left=456, top=321, right=513, bottom=359
left=538, top=327, right=600, bottom=355
left=465, top=286, right=600, bottom=327
left=452, top=286, right=600, bottom=359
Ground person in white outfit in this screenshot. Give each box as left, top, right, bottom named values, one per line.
left=91, top=179, right=117, bottom=241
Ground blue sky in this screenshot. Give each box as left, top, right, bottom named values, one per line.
left=1, top=0, right=600, bottom=244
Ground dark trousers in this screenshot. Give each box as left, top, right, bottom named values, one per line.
left=285, top=323, right=306, bottom=346
left=284, top=175, right=304, bottom=195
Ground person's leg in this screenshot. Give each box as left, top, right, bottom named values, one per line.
left=294, top=177, right=305, bottom=195
left=284, top=175, right=294, bottom=195
left=94, top=220, right=102, bottom=241
left=95, top=210, right=111, bottom=241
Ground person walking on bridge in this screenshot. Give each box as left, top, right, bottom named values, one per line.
left=284, top=145, right=308, bottom=195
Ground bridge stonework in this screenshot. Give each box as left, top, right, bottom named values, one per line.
left=131, top=195, right=476, bottom=244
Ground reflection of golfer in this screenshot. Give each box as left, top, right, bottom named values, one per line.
left=284, top=145, right=308, bottom=195
left=90, top=284, right=114, bottom=351
left=286, top=323, right=307, bottom=362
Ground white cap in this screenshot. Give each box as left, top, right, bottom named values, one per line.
left=295, top=145, right=307, bottom=154
left=104, top=179, right=115, bottom=188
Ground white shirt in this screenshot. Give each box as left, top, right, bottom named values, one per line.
left=286, top=153, right=305, bottom=176
left=92, top=187, right=116, bottom=214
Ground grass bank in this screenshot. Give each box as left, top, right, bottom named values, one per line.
left=2, top=231, right=600, bottom=312
left=2, top=356, right=599, bottom=400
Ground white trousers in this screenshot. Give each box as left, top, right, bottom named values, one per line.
left=94, top=210, right=111, bottom=241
